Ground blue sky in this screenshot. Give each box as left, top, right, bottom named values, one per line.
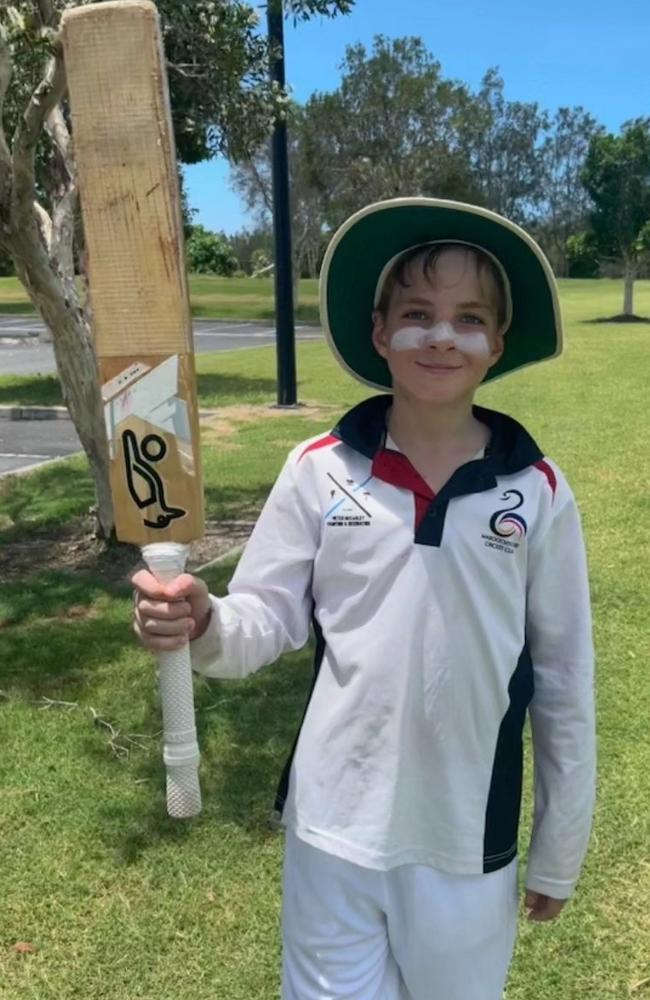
left=183, top=0, right=650, bottom=234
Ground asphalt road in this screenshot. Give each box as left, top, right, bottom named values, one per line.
left=0, top=316, right=322, bottom=477
left=0, top=416, right=82, bottom=476
left=0, top=316, right=321, bottom=377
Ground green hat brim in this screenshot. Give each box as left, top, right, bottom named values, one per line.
left=320, top=198, right=563, bottom=389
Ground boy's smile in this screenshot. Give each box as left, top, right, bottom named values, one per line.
left=372, top=247, right=505, bottom=405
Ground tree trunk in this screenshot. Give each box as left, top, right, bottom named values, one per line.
left=623, top=257, right=636, bottom=316
left=11, top=247, right=114, bottom=536
left=0, top=32, right=114, bottom=538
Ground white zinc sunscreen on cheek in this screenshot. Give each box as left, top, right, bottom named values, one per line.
left=391, top=321, right=490, bottom=358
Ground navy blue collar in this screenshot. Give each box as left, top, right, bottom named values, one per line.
left=331, top=394, right=544, bottom=480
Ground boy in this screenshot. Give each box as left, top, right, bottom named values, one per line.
left=133, top=198, right=596, bottom=1000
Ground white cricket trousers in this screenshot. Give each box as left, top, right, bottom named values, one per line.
left=281, top=830, right=519, bottom=1000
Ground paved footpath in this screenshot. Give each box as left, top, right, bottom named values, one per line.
left=0, top=316, right=322, bottom=477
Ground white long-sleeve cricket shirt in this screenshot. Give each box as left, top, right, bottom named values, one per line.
left=191, top=394, right=596, bottom=898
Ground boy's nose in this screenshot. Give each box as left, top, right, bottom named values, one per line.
left=425, top=321, right=457, bottom=348
left=427, top=339, right=455, bottom=352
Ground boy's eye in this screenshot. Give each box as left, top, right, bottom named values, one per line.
left=458, top=313, right=486, bottom=326
left=403, top=310, right=428, bottom=321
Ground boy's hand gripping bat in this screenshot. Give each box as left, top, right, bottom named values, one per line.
left=62, top=1, right=203, bottom=817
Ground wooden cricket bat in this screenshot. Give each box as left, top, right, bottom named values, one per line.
left=62, top=0, right=203, bottom=817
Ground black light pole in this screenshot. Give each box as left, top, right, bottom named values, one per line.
left=267, top=0, right=298, bottom=406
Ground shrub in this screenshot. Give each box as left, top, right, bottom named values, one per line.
left=566, top=232, right=600, bottom=278
left=186, top=225, right=239, bottom=276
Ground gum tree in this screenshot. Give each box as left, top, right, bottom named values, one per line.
left=536, top=107, right=603, bottom=275
left=581, top=119, right=650, bottom=316
left=0, top=0, right=352, bottom=537
left=298, top=36, right=475, bottom=226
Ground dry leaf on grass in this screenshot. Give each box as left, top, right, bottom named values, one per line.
left=12, top=941, right=36, bottom=955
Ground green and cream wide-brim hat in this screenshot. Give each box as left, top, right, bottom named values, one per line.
left=319, top=197, right=563, bottom=389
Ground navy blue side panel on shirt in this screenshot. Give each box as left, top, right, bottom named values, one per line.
left=274, top=611, right=326, bottom=815
left=483, top=643, right=534, bottom=872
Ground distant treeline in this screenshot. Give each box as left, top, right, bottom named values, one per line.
left=225, top=37, right=650, bottom=295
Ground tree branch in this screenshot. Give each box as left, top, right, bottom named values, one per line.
left=7, top=32, right=80, bottom=322
left=40, top=48, right=76, bottom=283
left=33, top=199, right=53, bottom=252
left=11, top=33, right=67, bottom=229
left=36, top=0, right=58, bottom=28
left=167, top=61, right=210, bottom=81
left=0, top=32, right=13, bottom=201
left=51, top=180, right=78, bottom=281
left=46, top=103, right=71, bottom=164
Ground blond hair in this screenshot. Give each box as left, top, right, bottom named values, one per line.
left=376, top=243, right=508, bottom=327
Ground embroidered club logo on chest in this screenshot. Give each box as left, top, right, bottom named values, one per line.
left=324, top=472, right=373, bottom=527
left=482, top=490, right=528, bottom=554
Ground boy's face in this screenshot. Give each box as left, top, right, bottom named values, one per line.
left=371, top=247, right=505, bottom=406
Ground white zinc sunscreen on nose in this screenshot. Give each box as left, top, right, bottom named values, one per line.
left=391, top=321, right=490, bottom=357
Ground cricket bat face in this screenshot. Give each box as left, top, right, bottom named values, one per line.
left=62, top=1, right=204, bottom=546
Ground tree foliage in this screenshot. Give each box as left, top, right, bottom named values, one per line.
left=285, top=0, right=354, bottom=19
left=231, top=102, right=327, bottom=278
left=459, top=68, right=548, bottom=222
left=225, top=225, right=273, bottom=275
left=298, top=36, right=473, bottom=225
left=186, top=224, right=238, bottom=275
left=566, top=231, right=600, bottom=278
left=581, top=118, right=650, bottom=312
left=534, top=107, right=603, bottom=273
left=233, top=35, right=603, bottom=282
left=582, top=119, right=650, bottom=260
left=0, top=0, right=354, bottom=537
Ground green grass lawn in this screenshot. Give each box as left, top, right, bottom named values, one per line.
left=1, top=279, right=650, bottom=998
left=1, top=272, right=647, bottom=323
left=0, top=274, right=320, bottom=321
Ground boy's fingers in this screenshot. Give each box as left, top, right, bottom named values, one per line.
left=136, top=598, right=192, bottom=621
left=133, top=624, right=189, bottom=652
left=165, top=573, right=207, bottom=601
left=141, top=616, right=194, bottom=637
left=131, top=568, right=170, bottom=601
left=132, top=570, right=205, bottom=603
left=524, top=891, right=566, bottom=922
left=132, top=571, right=211, bottom=651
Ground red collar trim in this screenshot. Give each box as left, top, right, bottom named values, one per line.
left=372, top=448, right=436, bottom=532
left=371, top=447, right=435, bottom=501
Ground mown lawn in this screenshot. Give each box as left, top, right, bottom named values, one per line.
left=0, top=279, right=649, bottom=998
left=0, top=273, right=320, bottom=321
left=1, top=272, right=647, bottom=322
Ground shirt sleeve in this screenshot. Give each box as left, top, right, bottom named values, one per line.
left=190, top=447, right=320, bottom=679
left=525, top=474, right=596, bottom=899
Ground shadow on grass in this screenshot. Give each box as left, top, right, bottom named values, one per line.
left=583, top=314, right=650, bottom=325
left=0, top=360, right=278, bottom=411
left=0, top=303, right=38, bottom=315
left=199, top=651, right=314, bottom=827
left=94, top=647, right=314, bottom=864
left=0, top=461, right=94, bottom=540
left=1, top=552, right=314, bottom=860
left=0, top=570, right=119, bottom=627
left=203, top=481, right=273, bottom=522
left=196, top=370, right=276, bottom=402
left=0, top=595, right=133, bottom=696
left=89, top=561, right=314, bottom=861
left=0, top=374, right=63, bottom=406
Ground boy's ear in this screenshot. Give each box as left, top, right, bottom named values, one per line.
left=487, top=332, right=505, bottom=368
left=371, top=310, right=389, bottom=358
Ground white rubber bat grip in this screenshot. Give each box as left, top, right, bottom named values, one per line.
left=142, top=542, right=202, bottom=818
